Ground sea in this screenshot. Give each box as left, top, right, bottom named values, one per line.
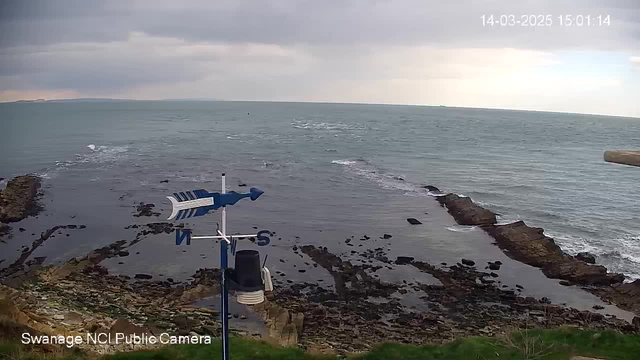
left=1, top=101, right=639, bottom=317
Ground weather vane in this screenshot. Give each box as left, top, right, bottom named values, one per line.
left=167, top=173, right=272, bottom=360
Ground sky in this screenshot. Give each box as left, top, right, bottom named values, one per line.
left=0, top=0, right=639, bottom=117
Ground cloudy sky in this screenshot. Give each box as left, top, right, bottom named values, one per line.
left=1, top=0, right=639, bottom=117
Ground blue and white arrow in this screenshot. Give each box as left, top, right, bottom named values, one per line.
left=167, top=187, right=264, bottom=220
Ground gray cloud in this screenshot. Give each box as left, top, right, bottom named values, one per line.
left=1, top=0, right=639, bottom=49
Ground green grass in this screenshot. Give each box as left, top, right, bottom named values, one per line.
left=1, top=328, right=639, bottom=360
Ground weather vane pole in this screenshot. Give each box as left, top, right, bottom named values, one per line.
left=167, top=173, right=271, bottom=360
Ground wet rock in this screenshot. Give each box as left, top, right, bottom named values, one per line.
left=134, top=202, right=160, bottom=217
left=422, top=185, right=441, bottom=193
left=160, top=179, right=169, bottom=183
left=395, top=256, right=415, bottom=265
left=559, top=280, right=572, bottom=286
left=118, top=250, right=129, bottom=257
left=590, top=279, right=640, bottom=314
left=592, top=305, right=605, bottom=310
left=488, top=262, right=501, bottom=270
left=0, top=223, right=10, bottom=239
left=18, top=227, right=25, bottom=232
left=436, top=193, right=497, bottom=225
left=406, top=218, right=422, bottom=225
left=0, top=175, right=42, bottom=223
left=633, top=316, right=640, bottom=328
left=134, top=274, right=153, bottom=280
left=383, top=234, right=392, bottom=239
left=461, top=259, right=475, bottom=266
left=576, top=252, right=596, bottom=264
left=483, top=221, right=624, bottom=286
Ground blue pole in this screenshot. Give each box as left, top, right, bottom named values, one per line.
left=221, top=239, right=230, bottom=360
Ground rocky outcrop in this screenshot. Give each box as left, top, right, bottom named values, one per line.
left=0, top=223, right=10, bottom=239
left=0, top=175, right=42, bottom=223
left=437, top=193, right=497, bottom=225
left=604, top=150, right=640, bottom=167
left=433, top=192, right=640, bottom=315
left=483, top=221, right=624, bottom=285
left=590, top=280, right=640, bottom=315
left=253, top=300, right=304, bottom=347
left=576, top=252, right=596, bottom=264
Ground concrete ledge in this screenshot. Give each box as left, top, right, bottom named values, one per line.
left=604, top=150, right=640, bottom=167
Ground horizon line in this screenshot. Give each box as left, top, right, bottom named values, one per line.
left=1, top=97, right=638, bottom=120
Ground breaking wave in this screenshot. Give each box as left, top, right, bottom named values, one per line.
left=331, top=158, right=428, bottom=195
left=446, top=225, right=478, bottom=233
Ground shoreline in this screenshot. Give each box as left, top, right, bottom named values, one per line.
left=1, top=175, right=640, bottom=355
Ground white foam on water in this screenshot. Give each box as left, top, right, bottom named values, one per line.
left=332, top=159, right=357, bottom=165
left=446, top=225, right=478, bottom=233
left=331, top=158, right=427, bottom=195
left=291, top=120, right=367, bottom=132
left=77, top=144, right=130, bottom=164
left=544, top=230, right=640, bottom=281
left=496, top=214, right=522, bottom=225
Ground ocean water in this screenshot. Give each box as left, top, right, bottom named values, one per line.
left=1, top=101, right=639, bottom=295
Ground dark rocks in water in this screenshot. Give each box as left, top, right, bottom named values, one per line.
left=461, top=259, right=475, bottom=266
left=383, top=234, right=392, bottom=239
left=489, top=272, right=499, bottom=278
left=298, top=269, right=306, bottom=273
left=483, top=221, right=624, bottom=286
left=576, top=252, right=596, bottom=264
left=488, top=262, right=501, bottom=270
left=592, top=305, right=605, bottom=310
left=160, top=179, right=169, bottom=183
left=406, top=218, right=422, bottom=225
left=118, top=250, right=130, bottom=257
left=436, top=193, right=496, bottom=225
left=422, top=185, right=441, bottom=193
left=591, top=279, right=640, bottom=315
left=18, top=227, right=25, bottom=232
left=394, top=176, right=405, bottom=181
left=494, top=260, right=502, bottom=265
left=134, top=202, right=160, bottom=217
left=134, top=274, right=153, bottom=280
left=633, top=316, right=640, bottom=328
left=79, top=225, right=86, bottom=229
left=0, top=175, right=42, bottom=223
left=0, top=223, right=10, bottom=238
left=559, top=280, right=572, bottom=286
left=395, top=256, right=415, bottom=265
left=238, top=183, right=247, bottom=187
left=516, top=284, right=523, bottom=289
